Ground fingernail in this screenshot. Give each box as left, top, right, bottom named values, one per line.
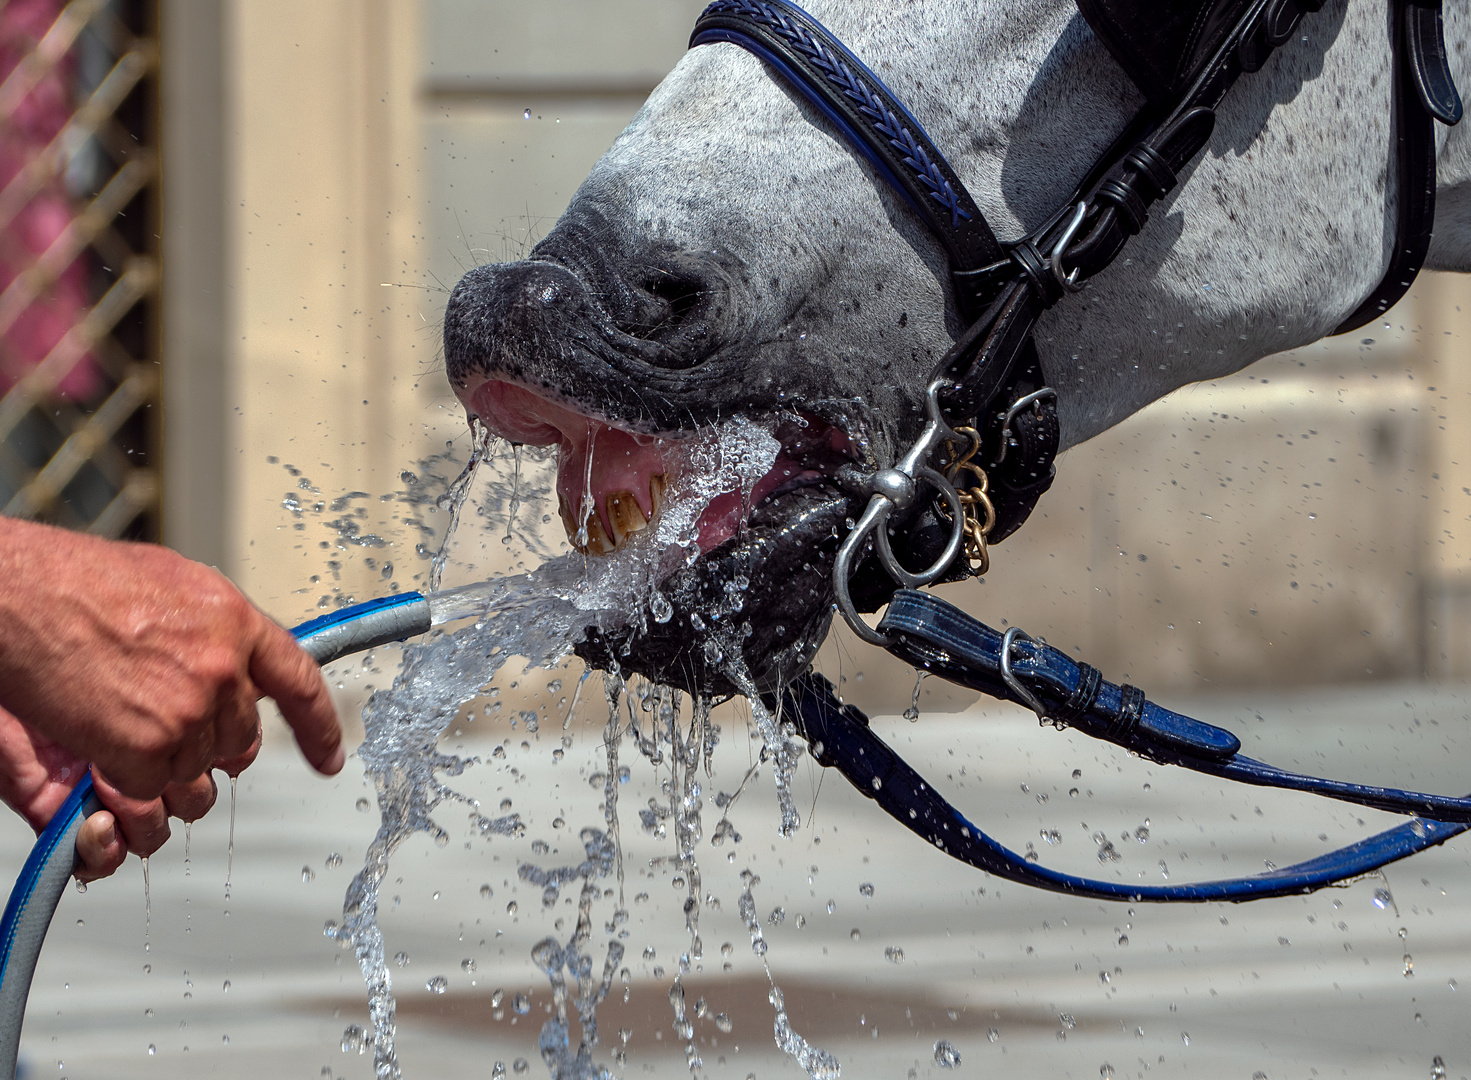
left=323, top=744, right=346, bottom=775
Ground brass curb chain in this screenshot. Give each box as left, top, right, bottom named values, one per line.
left=939, top=425, right=996, bottom=576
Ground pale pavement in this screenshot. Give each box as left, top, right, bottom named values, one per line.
left=9, top=675, right=1471, bottom=1080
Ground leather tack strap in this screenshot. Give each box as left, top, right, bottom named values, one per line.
left=692, top=1, right=1006, bottom=323
left=1332, top=0, right=1460, bottom=334
left=782, top=666, right=1471, bottom=903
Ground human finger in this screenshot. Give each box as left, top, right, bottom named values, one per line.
left=247, top=618, right=343, bottom=776
left=212, top=720, right=262, bottom=779
left=91, top=771, right=169, bottom=857
left=74, top=811, right=126, bottom=883
left=160, top=772, right=217, bottom=823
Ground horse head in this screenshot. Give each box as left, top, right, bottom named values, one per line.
left=443, top=0, right=1471, bottom=695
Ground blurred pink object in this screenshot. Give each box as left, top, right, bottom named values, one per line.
left=0, top=0, right=99, bottom=402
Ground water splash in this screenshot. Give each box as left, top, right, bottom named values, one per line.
left=430, top=422, right=496, bottom=593
left=737, top=869, right=839, bottom=1078
left=522, top=830, right=624, bottom=1079
left=339, top=415, right=806, bottom=1079
left=723, top=658, right=803, bottom=836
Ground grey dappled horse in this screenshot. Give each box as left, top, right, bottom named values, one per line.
left=442, top=0, right=1471, bottom=693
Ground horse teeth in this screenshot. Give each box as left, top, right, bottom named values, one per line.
left=606, top=490, right=649, bottom=545
left=582, top=511, right=617, bottom=554
left=561, top=493, right=615, bottom=554
left=558, top=493, right=578, bottom=539
left=649, top=473, right=665, bottom=516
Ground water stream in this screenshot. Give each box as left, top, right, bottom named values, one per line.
left=335, top=417, right=838, bottom=1079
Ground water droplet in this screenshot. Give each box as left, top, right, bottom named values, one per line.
left=522, top=108, right=531, bottom=119
left=850, top=928, right=861, bottom=941
left=933, top=1039, right=962, bottom=1068
left=301, top=866, right=316, bottom=883
left=341, top=1025, right=369, bottom=1054
left=479, top=884, right=493, bottom=899
left=884, top=946, right=904, bottom=963
left=715, top=1012, right=733, bottom=1032
left=222, top=980, right=230, bottom=993
left=1118, top=934, right=1129, bottom=946
left=325, top=853, right=343, bottom=869
left=394, top=951, right=409, bottom=967
left=1101, top=1065, right=1115, bottom=1079
left=507, top=901, right=519, bottom=916
left=1404, top=953, right=1415, bottom=977
left=513, top=993, right=531, bottom=1015
left=355, top=798, right=370, bottom=812
left=147, top=1045, right=155, bottom=1056
left=426, top=976, right=449, bottom=994
left=859, top=883, right=874, bottom=897
left=1373, top=887, right=1394, bottom=909
left=461, top=958, right=476, bottom=973
left=987, top=1028, right=999, bottom=1043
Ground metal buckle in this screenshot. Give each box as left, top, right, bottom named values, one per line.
left=992, top=387, right=1058, bottom=466
left=832, top=378, right=969, bottom=646
left=999, top=626, right=1055, bottom=725
left=1048, top=201, right=1088, bottom=294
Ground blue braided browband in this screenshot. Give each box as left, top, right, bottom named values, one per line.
left=691, top=0, right=1003, bottom=309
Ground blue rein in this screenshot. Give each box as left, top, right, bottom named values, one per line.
left=781, top=590, right=1471, bottom=903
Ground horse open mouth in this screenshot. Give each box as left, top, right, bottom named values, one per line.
left=469, top=379, right=857, bottom=558
left=465, top=378, right=862, bottom=692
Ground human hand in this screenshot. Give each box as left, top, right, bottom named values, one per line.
left=0, top=704, right=225, bottom=881
left=0, top=519, right=342, bottom=801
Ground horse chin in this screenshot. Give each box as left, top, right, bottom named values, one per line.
left=572, top=480, right=850, bottom=698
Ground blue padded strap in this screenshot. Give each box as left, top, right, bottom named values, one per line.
left=782, top=672, right=1471, bottom=902
left=879, top=589, right=1471, bottom=822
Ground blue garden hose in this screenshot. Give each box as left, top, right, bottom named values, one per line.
left=0, top=591, right=432, bottom=1079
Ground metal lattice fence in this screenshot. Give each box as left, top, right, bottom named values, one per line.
left=0, top=0, right=159, bottom=539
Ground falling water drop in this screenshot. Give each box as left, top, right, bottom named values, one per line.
left=225, top=776, right=237, bottom=901
left=933, top=1040, right=961, bottom=1068
left=141, top=857, right=150, bottom=953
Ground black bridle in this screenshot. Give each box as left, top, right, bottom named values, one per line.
left=689, top=0, right=1471, bottom=901
left=692, top=0, right=1463, bottom=623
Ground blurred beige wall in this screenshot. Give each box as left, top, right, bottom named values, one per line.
left=160, top=2, right=1471, bottom=709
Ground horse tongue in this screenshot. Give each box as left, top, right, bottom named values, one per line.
left=557, top=419, right=665, bottom=549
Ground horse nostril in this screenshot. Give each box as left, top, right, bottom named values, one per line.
left=643, top=273, right=703, bottom=325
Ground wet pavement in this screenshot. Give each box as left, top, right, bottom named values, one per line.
left=9, top=672, right=1471, bottom=1080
